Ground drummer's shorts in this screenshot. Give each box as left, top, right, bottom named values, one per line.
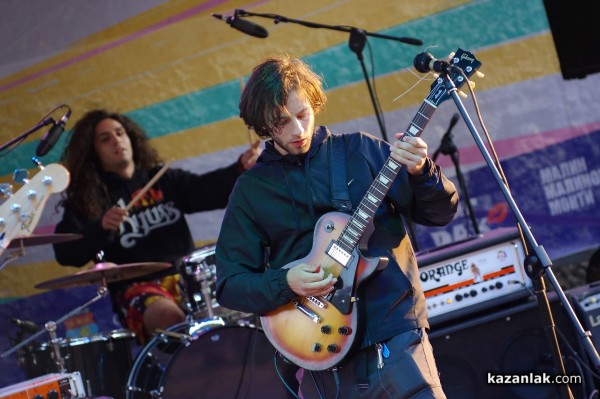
left=114, top=275, right=182, bottom=344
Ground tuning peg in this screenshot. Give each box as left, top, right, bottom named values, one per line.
left=468, top=81, right=476, bottom=89
left=458, top=91, right=468, bottom=99
left=13, top=169, right=29, bottom=184
left=0, top=183, right=13, bottom=198
left=475, top=71, right=485, bottom=79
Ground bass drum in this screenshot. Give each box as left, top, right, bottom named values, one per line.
left=126, top=318, right=298, bottom=399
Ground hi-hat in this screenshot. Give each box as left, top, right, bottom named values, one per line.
left=6, top=234, right=83, bottom=249
left=35, top=261, right=172, bottom=290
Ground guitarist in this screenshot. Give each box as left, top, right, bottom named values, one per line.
left=215, top=54, right=457, bottom=399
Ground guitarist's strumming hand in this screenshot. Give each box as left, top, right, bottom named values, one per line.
left=286, top=263, right=338, bottom=297
left=390, top=133, right=428, bottom=175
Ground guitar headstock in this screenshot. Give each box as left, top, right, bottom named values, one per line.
left=0, top=164, right=69, bottom=253
left=426, top=48, right=483, bottom=106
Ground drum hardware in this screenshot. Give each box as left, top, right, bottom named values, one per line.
left=200, top=273, right=215, bottom=319
left=5, top=285, right=138, bottom=399
left=154, top=329, right=193, bottom=346
left=1, top=286, right=110, bottom=360
left=2, top=286, right=110, bottom=398
left=0, top=233, right=82, bottom=273
left=44, top=321, right=68, bottom=374
left=177, top=245, right=253, bottom=323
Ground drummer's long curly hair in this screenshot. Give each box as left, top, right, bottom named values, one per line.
left=58, top=110, right=162, bottom=221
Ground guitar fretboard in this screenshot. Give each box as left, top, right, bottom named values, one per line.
left=335, top=99, right=438, bottom=255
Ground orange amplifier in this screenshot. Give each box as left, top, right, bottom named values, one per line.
left=0, top=373, right=85, bottom=399
left=417, top=227, right=530, bottom=326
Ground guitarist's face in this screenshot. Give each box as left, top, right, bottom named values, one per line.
left=271, top=90, right=315, bottom=156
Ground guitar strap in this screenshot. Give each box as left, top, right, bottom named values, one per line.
left=328, top=134, right=371, bottom=388
left=328, top=134, right=353, bottom=212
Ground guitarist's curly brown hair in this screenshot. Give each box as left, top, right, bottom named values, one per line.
left=57, top=110, right=162, bottom=221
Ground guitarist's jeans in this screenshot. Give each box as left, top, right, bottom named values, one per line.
left=298, top=328, right=446, bottom=399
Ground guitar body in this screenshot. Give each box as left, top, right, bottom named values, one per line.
left=260, top=211, right=383, bottom=371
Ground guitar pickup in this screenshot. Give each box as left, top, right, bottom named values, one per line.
left=326, top=242, right=352, bottom=267
left=292, top=300, right=321, bottom=323
left=307, top=296, right=325, bottom=309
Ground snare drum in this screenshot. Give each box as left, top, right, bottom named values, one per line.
left=176, top=245, right=250, bottom=321
left=126, top=319, right=298, bottom=399
left=18, top=329, right=136, bottom=399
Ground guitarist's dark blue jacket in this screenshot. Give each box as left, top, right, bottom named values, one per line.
left=216, top=126, right=458, bottom=350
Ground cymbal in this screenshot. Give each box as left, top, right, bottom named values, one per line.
left=6, top=234, right=83, bottom=249
left=35, top=261, right=172, bottom=290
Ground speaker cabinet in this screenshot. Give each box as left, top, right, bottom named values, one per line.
left=429, top=293, right=595, bottom=399
left=542, top=0, right=600, bottom=80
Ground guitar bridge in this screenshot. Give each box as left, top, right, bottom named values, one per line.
left=292, top=300, right=321, bottom=323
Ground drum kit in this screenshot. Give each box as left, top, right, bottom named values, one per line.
left=1, top=238, right=297, bottom=399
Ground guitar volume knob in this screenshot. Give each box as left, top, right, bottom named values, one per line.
left=338, top=326, right=352, bottom=335
left=321, top=325, right=332, bottom=334
left=312, top=343, right=322, bottom=352
left=327, top=344, right=339, bottom=353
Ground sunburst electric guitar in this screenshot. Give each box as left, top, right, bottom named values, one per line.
left=261, top=48, right=482, bottom=371
left=0, top=164, right=70, bottom=257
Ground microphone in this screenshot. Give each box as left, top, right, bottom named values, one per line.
left=433, top=113, right=460, bottom=162
left=446, top=113, right=459, bottom=133
left=211, top=13, right=268, bottom=39
left=413, top=52, right=460, bottom=74
left=36, top=108, right=71, bottom=157
left=10, top=318, right=40, bottom=334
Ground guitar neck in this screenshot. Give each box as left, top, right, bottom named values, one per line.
left=335, top=100, right=437, bottom=253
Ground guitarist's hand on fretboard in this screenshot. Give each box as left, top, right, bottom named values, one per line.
left=286, top=263, right=337, bottom=297
left=391, top=133, right=428, bottom=175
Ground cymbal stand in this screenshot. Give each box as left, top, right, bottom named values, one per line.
left=201, top=278, right=215, bottom=319
left=45, top=321, right=67, bottom=373
left=0, top=247, right=24, bottom=272
left=1, top=286, right=109, bottom=360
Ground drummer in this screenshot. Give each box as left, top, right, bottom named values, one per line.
left=52, top=109, right=260, bottom=344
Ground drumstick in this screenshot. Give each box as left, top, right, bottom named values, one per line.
left=124, top=160, right=173, bottom=212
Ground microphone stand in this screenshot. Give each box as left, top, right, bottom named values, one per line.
left=441, top=71, right=599, bottom=399
left=233, top=9, right=423, bottom=142
left=432, top=114, right=480, bottom=236
left=0, top=103, right=69, bottom=156
left=0, top=118, right=53, bottom=154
